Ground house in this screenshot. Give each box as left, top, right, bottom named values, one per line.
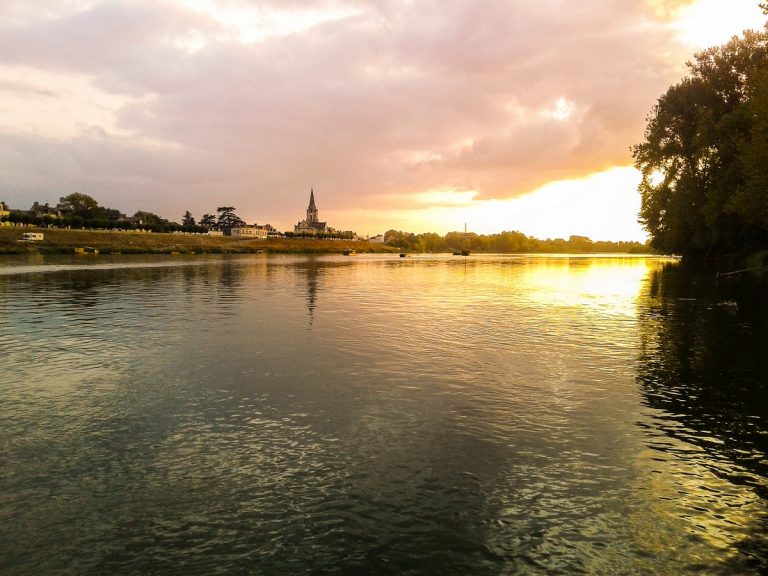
left=368, top=234, right=386, bottom=243
left=30, top=202, right=60, bottom=218
left=231, top=226, right=268, bottom=239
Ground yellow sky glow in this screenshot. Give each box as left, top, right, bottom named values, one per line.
left=329, top=167, right=645, bottom=241
left=672, top=0, right=766, bottom=48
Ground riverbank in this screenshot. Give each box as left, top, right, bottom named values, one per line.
left=678, top=249, right=768, bottom=277
left=0, top=227, right=398, bottom=255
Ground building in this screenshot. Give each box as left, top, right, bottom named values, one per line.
left=0, top=201, right=9, bottom=219
left=368, top=234, right=386, bottom=243
left=294, top=189, right=328, bottom=235
left=231, top=226, right=268, bottom=239
left=30, top=202, right=60, bottom=218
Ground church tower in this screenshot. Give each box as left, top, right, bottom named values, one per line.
left=306, top=188, right=318, bottom=223
left=294, top=188, right=327, bottom=235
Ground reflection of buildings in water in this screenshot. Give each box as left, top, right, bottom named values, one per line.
left=293, top=257, right=323, bottom=326
left=292, top=257, right=356, bottom=327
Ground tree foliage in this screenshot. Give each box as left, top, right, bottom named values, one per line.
left=216, top=206, right=245, bottom=231
left=382, top=229, right=647, bottom=254
left=58, top=193, right=99, bottom=218
left=632, top=28, right=768, bottom=258
left=199, top=213, right=217, bottom=229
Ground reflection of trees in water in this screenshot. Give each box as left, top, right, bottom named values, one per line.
left=637, top=264, right=768, bottom=568
left=2, top=257, right=264, bottom=325
left=638, top=264, right=768, bottom=485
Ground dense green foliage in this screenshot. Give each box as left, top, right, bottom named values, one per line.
left=632, top=24, right=768, bottom=260
left=383, top=229, right=649, bottom=254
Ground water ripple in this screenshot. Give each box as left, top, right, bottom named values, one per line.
left=1, top=254, right=766, bottom=575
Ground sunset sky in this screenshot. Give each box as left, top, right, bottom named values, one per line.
left=1, top=0, right=765, bottom=240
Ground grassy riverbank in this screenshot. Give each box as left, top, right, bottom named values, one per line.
left=0, top=227, right=398, bottom=255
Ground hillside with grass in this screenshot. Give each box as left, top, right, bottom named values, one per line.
left=0, top=227, right=396, bottom=255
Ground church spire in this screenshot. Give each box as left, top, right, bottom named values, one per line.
left=306, top=188, right=318, bottom=223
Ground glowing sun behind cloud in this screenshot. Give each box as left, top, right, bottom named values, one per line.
left=671, top=0, right=766, bottom=48
left=331, top=168, right=645, bottom=241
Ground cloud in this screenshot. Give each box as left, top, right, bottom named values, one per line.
left=0, top=79, right=59, bottom=97
left=0, top=0, right=747, bottom=231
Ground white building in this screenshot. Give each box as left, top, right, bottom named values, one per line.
left=231, top=226, right=268, bottom=239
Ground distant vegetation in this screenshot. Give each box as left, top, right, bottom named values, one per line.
left=0, top=193, right=248, bottom=234
left=633, top=8, right=768, bottom=263
left=383, top=230, right=650, bottom=254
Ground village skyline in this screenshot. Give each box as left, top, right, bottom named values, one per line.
left=0, top=188, right=647, bottom=245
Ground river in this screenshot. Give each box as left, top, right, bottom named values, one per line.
left=1, top=254, right=766, bottom=574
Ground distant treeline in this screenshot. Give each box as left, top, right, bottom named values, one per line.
left=384, top=229, right=650, bottom=253
left=2, top=208, right=202, bottom=234
left=1, top=193, right=245, bottom=234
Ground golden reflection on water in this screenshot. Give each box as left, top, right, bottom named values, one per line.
left=1, top=254, right=766, bottom=574
left=518, top=256, right=661, bottom=318
left=631, top=260, right=768, bottom=570
left=632, top=440, right=766, bottom=555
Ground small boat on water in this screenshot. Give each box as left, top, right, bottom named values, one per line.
left=399, top=253, right=407, bottom=257
left=343, top=249, right=356, bottom=256
left=74, top=246, right=99, bottom=255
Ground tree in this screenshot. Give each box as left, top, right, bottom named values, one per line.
left=182, top=211, right=196, bottom=227
left=632, top=29, right=768, bottom=258
left=57, top=193, right=99, bottom=218
left=216, top=206, right=245, bottom=232
left=384, top=229, right=409, bottom=249
left=199, top=213, right=216, bottom=229
left=133, top=211, right=163, bottom=226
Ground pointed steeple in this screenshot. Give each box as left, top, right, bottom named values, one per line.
left=306, top=188, right=319, bottom=223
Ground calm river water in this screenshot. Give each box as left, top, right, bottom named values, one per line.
left=1, top=254, right=766, bottom=575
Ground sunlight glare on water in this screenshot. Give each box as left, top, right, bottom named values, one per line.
left=1, top=253, right=766, bottom=575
